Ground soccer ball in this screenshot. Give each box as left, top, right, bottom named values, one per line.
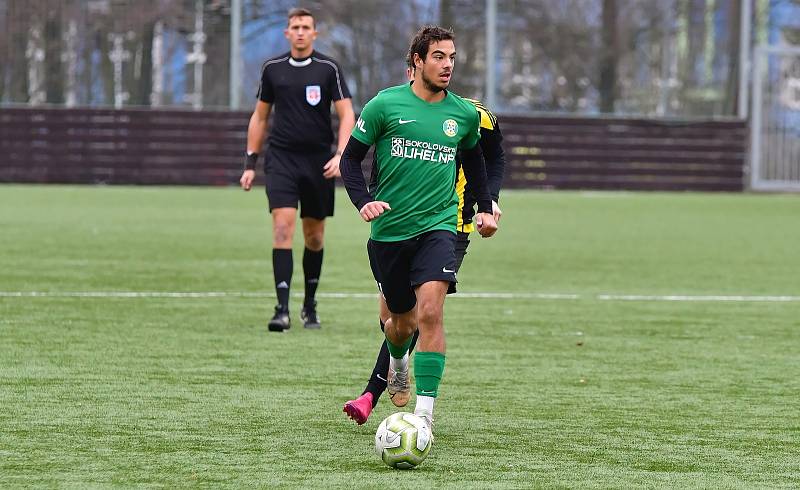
left=374, top=412, right=432, bottom=469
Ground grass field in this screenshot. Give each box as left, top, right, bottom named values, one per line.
left=1, top=185, right=799, bottom=488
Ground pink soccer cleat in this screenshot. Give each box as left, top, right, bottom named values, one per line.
left=343, top=392, right=374, bottom=425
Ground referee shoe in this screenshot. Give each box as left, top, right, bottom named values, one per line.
left=300, top=302, right=321, bottom=329
left=268, top=305, right=290, bottom=332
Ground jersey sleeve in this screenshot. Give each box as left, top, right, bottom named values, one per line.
left=352, top=95, right=384, bottom=146
left=257, top=63, right=274, bottom=103
left=458, top=105, right=481, bottom=150
left=328, top=60, right=352, bottom=101
left=480, top=123, right=505, bottom=202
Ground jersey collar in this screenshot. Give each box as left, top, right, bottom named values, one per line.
left=407, top=81, right=449, bottom=104
left=289, top=52, right=313, bottom=67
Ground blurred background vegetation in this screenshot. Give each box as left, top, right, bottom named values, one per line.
left=1, top=0, right=798, bottom=116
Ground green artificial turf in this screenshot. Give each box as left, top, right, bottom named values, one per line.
left=1, top=185, right=798, bottom=488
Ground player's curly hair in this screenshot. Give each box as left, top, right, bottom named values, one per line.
left=407, top=25, right=455, bottom=67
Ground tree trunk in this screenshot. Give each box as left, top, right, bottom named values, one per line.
left=132, top=21, right=154, bottom=106
left=439, top=0, right=455, bottom=31
left=98, top=31, right=115, bottom=106
left=599, top=0, right=618, bottom=113
left=723, top=0, right=741, bottom=115
left=44, top=9, right=64, bottom=104
left=8, top=1, right=29, bottom=102
left=203, top=6, right=231, bottom=108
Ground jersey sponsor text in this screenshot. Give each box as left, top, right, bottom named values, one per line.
left=390, top=137, right=456, bottom=163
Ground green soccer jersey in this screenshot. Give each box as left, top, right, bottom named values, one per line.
left=352, top=83, right=481, bottom=241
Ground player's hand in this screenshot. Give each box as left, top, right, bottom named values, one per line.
left=323, top=153, right=341, bottom=179
left=475, top=212, right=498, bottom=238
left=359, top=201, right=391, bottom=222
left=240, top=169, right=256, bottom=191
left=492, top=200, right=503, bottom=222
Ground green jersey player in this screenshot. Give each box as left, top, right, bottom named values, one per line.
left=340, top=25, right=498, bottom=434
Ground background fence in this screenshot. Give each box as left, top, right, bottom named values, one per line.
left=3, top=0, right=796, bottom=117
left=750, top=45, right=800, bottom=191
left=0, top=107, right=746, bottom=191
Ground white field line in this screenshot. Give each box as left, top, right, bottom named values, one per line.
left=0, top=291, right=799, bottom=303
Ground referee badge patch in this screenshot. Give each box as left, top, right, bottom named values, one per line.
left=306, top=85, right=321, bottom=106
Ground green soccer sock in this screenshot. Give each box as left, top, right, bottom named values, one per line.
left=414, top=351, right=446, bottom=398
left=386, top=334, right=413, bottom=359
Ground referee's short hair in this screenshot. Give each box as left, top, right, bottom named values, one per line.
left=287, top=7, right=314, bottom=27
left=408, top=25, right=455, bottom=65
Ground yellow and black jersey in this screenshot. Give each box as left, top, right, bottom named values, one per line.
left=456, top=98, right=505, bottom=233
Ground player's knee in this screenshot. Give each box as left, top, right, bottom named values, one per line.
left=392, top=313, right=417, bottom=337
left=416, top=302, right=443, bottom=329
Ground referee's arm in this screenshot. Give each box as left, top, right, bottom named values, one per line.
left=324, top=99, right=356, bottom=179
left=240, top=100, right=272, bottom=191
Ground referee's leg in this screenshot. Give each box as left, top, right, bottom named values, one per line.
left=268, top=207, right=297, bottom=331
left=297, top=150, right=334, bottom=328
left=299, top=217, right=325, bottom=328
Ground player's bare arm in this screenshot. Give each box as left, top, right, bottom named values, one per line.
left=240, top=100, right=272, bottom=191
left=323, top=98, right=356, bottom=179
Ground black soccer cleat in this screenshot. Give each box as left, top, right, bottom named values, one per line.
left=300, top=302, right=321, bottom=329
left=268, top=305, right=291, bottom=332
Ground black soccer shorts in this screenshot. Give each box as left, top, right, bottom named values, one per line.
left=263, top=145, right=335, bottom=219
left=448, top=231, right=471, bottom=294
left=367, top=230, right=457, bottom=314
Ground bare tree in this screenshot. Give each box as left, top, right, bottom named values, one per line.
left=6, top=0, right=32, bottom=103
left=202, top=1, right=232, bottom=107
left=44, top=3, right=64, bottom=104
left=599, top=0, right=618, bottom=112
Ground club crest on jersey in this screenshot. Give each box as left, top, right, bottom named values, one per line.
left=443, top=119, right=458, bottom=137
left=306, top=85, right=321, bottom=106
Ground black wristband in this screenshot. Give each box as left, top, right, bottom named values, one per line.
left=244, top=152, right=258, bottom=171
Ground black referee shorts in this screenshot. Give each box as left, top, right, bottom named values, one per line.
left=367, top=230, right=458, bottom=314
left=263, top=145, right=335, bottom=219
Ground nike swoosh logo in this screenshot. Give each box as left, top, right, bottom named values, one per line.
left=376, top=374, right=387, bottom=382
left=442, top=268, right=455, bottom=273
left=399, top=119, right=416, bottom=124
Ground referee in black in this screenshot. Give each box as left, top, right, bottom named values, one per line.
left=240, top=7, right=355, bottom=332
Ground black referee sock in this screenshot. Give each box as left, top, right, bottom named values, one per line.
left=364, top=319, right=420, bottom=408
left=302, top=247, right=323, bottom=308
left=272, top=248, right=292, bottom=310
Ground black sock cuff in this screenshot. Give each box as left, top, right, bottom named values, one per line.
left=364, top=381, right=385, bottom=407
left=273, top=248, right=292, bottom=258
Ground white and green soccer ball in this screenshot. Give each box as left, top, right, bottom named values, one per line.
left=374, top=412, right=432, bottom=469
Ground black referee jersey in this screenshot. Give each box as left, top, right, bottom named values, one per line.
left=257, top=51, right=351, bottom=153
